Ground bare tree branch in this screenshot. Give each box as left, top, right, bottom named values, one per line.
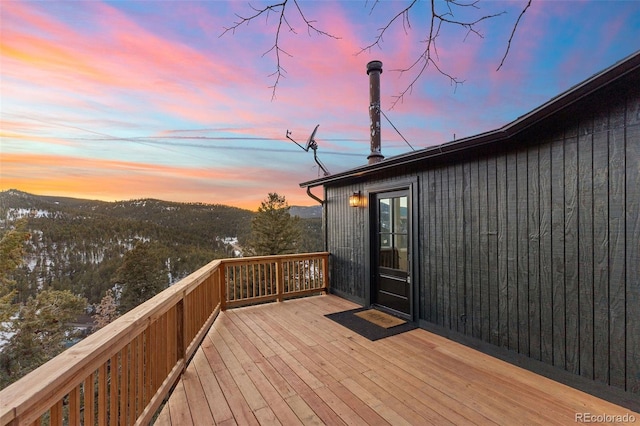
left=220, top=2, right=287, bottom=36
left=222, top=0, right=531, bottom=103
left=359, top=0, right=418, bottom=53
left=291, top=1, right=341, bottom=39
left=358, top=0, right=512, bottom=108
left=497, top=0, right=532, bottom=71
left=266, top=3, right=291, bottom=99
left=220, top=0, right=340, bottom=100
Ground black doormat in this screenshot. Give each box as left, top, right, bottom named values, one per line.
left=325, top=307, right=417, bottom=341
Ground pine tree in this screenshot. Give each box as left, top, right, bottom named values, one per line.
left=114, top=241, right=168, bottom=314
left=248, top=193, right=301, bottom=255
left=92, top=289, right=119, bottom=331
left=0, top=289, right=86, bottom=388
left=0, top=220, right=29, bottom=323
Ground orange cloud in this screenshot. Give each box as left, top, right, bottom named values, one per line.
left=0, top=152, right=317, bottom=210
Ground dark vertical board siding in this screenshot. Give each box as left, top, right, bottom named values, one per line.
left=331, top=187, right=345, bottom=295
left=434, top=170, right=442, bottom=324
left=626, top=96, right=640, bottom=394
left=506, top=151, right=519, bottom=351
left=487, top=157, right=500, bottom=346
left=329, top=189, right=335, bottom=289
left=344, top=186, right=353, bottom=296
left=421, top=174, right=429, bottom=321
left=340, top=185, right=346, bottom=295
left=359, top=183, right=367, bottom=296
left=428, top=169, right=438, bottom=323
left=496, top=154, right=509, bottom=348
left=528, top=144, right=541, bottom=360
left=327, top=184, right=367, bottom=300
left=432, top=169, right=440, bottom=325
left=592, top=110, right=610, bottom=386
left=564, top=125, right=580, bottom=375
left=578, top=117, right=595, bottom=380
left=436, top=167, right=446, bottom=326
left=350, top=185, right=358, bottom=295
left=463, top=162, right=473, bottom=335
left=420, top=174, right=426, bottom=319
left=418, top=175, right=425, bottom=319
left=352, top=186, right=360, bottom=296
left=470, top=160, right=481, bottom=338
left=456, top=164, right=466, bottom=333
left=551, top=137, right=566, bottom=369
left=336, top=186, right=343, bottom=295
left=479, top=158, right=490, bottom=342
left=539, top=141, right=553, bottom=364
left=327, top=189, right=337, bottom=292
left=517, top=148, right=530, bottom=355
left=609, top=100, right=626, bottom=390
left=338, top=187, right=345, bottom=295
left=448, top=166, right=459, bottom=330
left=445, top=168, right=452, bottom=326
left=326, top=189, right=344, bottom=291
left=342, top=186, right=349, bottom=296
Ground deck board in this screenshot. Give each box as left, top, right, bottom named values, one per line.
left=158, top=295, right=638, bottom=425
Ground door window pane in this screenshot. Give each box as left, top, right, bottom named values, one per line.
left=378, top=195, right=408, bottom=271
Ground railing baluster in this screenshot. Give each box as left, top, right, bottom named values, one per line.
left=49, top=400, right=62, bottom=426
left=69, top=385, right=80, bottom=425
left=177, top=299, right=185, bottom=364
left=120, top=345, right=129, bottom=425
left=252, top=263, right=256, bottom=297
left=98, top=363, right=107, bottom=425
left=135, top=334, right=143, bottom=418
left=160, top=309, right=168, bottom=376
left=84, top=373, right=95, bottom=425
left=109, top=353, right=118, bottom=426
left=276, top=258, right=283, bottom=302
left=241, top=265, right=245, bottom=299
left=144, top=328, right=152, bottom=408
left=167, top=304, right=176, bottom=372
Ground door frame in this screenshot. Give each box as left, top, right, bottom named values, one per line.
left=363, top=178, right=419, bottom=321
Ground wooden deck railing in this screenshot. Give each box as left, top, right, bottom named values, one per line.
left=0, top=252, right=329, bottom=426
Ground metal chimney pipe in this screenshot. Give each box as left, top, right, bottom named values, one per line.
left=367, top=60, right=384, bottom=164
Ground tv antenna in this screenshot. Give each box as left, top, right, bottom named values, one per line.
left=286, top=124, right=330, bottom=176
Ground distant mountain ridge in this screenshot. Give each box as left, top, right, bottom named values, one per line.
left=0, top=189, right=322, bottom=219
left=289, top=205, right=322, bottom=219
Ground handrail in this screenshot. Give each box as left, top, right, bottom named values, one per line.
left=0, top=252, right=329, bottom=425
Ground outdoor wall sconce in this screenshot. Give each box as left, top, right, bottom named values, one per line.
left=349, top=191, right=362, bottom=208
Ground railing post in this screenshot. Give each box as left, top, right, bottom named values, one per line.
left=220, top=262, right=227, bottom=311
left=276, top=258, right=284, bottom=302
left=322, top=253, right=330, bottom=293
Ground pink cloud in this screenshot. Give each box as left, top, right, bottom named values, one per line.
left=1, top=2, right=270, bottom=125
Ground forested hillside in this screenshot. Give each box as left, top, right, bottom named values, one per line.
left=0, top=190, right=322, bottom=306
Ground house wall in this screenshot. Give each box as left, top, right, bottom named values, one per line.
left=325, top=185, right=368, bottom=304
left=324, top=74, right=640, bottom=395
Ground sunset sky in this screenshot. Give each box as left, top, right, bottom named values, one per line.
left=2, top=1, right=639, bottom=210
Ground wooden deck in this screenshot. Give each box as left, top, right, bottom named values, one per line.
left=155, top=295, right=638, bottom=425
